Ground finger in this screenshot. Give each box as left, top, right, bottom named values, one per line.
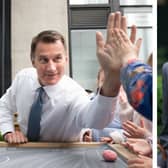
left=106, top=13, right=115, bottom=43
left=114, top=11, right=121, bottom=28
left=11, top=133, right=17, bottom=143
left=126, top=138, right=137, bottom=143
left=84, top=135, right=90, bottom=142
left=8, top=135, right=13, bottom=144
left=16, top=131, right=28, bottom=143
left=123, top=124, right=136, bottom=134
left=138, top=155, right=150, bottom=161
left=24, top=136, right=28, bottom=143
left=122, top=142, right=129, bottom=148
left=138, top=151, right=147, bottom=156
left=127, top=144, right=135, bottom=151
left=5, top=134, right=12, bottom=143
left=108, top=29, right=122, bottom=48
left=128, top=159, right=145, bottom=168
left=18, top=133, right=27, bottom=143
left=140, top=119, right=145, bottom=128
left=125, top=120, right=138, bottom=129
left=128, top=163, right=144, bottom=168
left=121, top=15, right=127, bottom=33
left=120, top=29, right=131, bottom=44
left=96, top=31, right=105, bottom=49
left=128, top=164, right=144, bottom=168
left=101, top=137, right=112, bottom=143
left=130, top=25, right=136, bottom=43
left=123, top=132, right=132, bottom=138
left=15, top=132, right=21, bottom=143
left=132, top=147, right=142, bottom=155
left=128, top=158, right=144, bottom=164
left=135, top=38, right=142, bottom=55
left=114, top=29, right=123, bottom=44
left=122, top=127, right=132, bottom=135
left=127, top=145, right=140, bottom=155
left=124, top=120, right=136, bottom=128
left=85, top=136, right=92, bottom=142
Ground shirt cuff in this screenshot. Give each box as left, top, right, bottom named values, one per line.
left=0, top=124, right=14, bottom=136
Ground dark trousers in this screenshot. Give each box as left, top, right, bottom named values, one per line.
left=158, top=63, right=168, bottom=167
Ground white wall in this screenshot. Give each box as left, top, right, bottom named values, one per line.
left=11, top=0, right=68, bottom=78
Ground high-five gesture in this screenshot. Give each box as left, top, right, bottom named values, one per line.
left=97, top=11, right=142, bottom=97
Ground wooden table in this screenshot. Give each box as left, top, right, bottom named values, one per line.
left=0, top=141, right=137, bottom=168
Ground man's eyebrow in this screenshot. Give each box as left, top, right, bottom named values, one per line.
left=38, top=55, right=48, bottom=57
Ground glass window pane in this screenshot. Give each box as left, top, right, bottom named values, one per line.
left=69, top=0, right=109, bottom=5
left=120, top=0, right=152, bottom=6
left=71, top=29, right=105, bottom=91
left=123, top=7, right=152, bottom=27
left=127, top=28, right=153, bottom=62
left=71, top=28, right=152, bottom=91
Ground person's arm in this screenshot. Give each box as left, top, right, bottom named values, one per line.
left=120, top=61, right=152, bottom=121
left=0, top=87, right=16, bottom=136
left=74, top=12, right=142, bottom=131
left=96, top=12, right=122, bottom=97
left=96, top=12, right=141, bottom=98
left=75, top=12, right=123, bottom=129
left=96, top=14, right=152, bottom=120
left=0, top=73, right=27, bottom=144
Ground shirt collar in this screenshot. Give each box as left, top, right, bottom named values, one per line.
left=42, top=75, right=66, bottom=99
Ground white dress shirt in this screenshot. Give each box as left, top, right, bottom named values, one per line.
left=0, top=68, right=117, bottom=142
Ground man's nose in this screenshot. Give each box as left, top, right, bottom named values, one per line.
left=46, top=61, right=56, bottom=71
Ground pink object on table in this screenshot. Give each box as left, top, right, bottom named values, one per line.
left=102, top=149, right=118, bottom=162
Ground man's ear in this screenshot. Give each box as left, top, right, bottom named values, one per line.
left=64, top=52, right=68, bottom=63
left=65, top=55, right=68, bottom=62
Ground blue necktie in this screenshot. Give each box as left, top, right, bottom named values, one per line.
left=27, top=87, right=44, bottom=141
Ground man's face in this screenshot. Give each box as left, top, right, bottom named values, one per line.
left=32, top=40, right=68, bottom=86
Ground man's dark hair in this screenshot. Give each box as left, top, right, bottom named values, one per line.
left=31, top=30, right=67, bottom=60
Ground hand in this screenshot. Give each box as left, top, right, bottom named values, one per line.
left=109, top=28, right=142, bottom=67
left=122, top=120, right=148, bottom=139
left=96, top=12, right=124, bottom=96
left=100, top=136, right=113, bottom=143
left=96, top=12, right=124, bottom=73
left=122, top=138, right=152, bottom=156
left=96, top=12, right=142, bottom=97
left=96, top=12, right=142, bottom=73
left=128, top=155, right=152, bottom=168
left=4, top=131, right=28, bottom=144
left=83, top=130, right=92, bottom=142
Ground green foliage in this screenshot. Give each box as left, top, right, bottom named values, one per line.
left=157, top=47, right=168, bottom=135
left=0, top=132, right=3, bottom=141
left=158, top=47, right=168, bottom=75
left=157, top=75, right=162, bottom=122
left=157, top=75, right=163, bottom=135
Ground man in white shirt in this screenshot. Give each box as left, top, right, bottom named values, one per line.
left=0, top=12, right=127, bottom=143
